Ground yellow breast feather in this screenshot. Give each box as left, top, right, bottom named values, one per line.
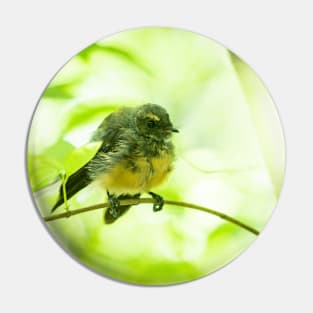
left=98, top=153, right=173, bottom=194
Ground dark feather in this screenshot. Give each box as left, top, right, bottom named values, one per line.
left=51, top=165, right=91, bottom=212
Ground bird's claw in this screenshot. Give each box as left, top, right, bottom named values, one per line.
left=149, top=192, right=164, bottom=212
left=108, top=196, right=120, bottom=218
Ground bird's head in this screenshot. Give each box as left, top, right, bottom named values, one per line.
left=134, top=104, right=179, bottom=140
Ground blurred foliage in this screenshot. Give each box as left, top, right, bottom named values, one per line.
left=27, top=27, right=285, bottom=285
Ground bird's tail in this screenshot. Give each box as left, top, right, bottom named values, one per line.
left=104, top=193, right=140, bottom=224
left=51, top=165, right=92, bottom=213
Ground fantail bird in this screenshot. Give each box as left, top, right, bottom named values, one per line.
left=51, top=103, right=179, bottom=223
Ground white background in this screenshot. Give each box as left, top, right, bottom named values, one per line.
left=1, top=1, right=312, bottom=312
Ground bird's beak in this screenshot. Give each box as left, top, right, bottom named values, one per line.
left=171, top=127, right=179, bottom=133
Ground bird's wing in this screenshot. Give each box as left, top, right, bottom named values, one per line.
left=86, top=127, right=130, bottom=180
left=51, top=127, right=124, bottom=212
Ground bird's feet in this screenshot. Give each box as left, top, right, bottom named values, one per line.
left=149, top=192, right=164, bottom=212
left=107, top=194, right=120, bottom=218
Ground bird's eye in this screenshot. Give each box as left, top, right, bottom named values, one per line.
left=146, top=120, right=156, bottom=128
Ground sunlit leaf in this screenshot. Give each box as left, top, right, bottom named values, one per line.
left=28, top=155, right=63, bottom=192
left=44, top=139, right=75, bottom=162
left=77, top=43, right=100, bottom=61
left=63, top=141, right=102, bottom=175
left=78, top=43, right=153, bottom=76
left=28, top=139, right=75, bottom=191
left=61, top=103, right=118, bottom=135
left=42, top=83, right=74, bottom=99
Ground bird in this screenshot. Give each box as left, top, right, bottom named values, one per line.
left=51, top=103, right=179, bottom=224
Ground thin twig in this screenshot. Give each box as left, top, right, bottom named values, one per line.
left=43, top=198, right=260, bottom=236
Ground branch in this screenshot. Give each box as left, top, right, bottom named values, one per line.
left=43, top=198, right=260, bottom=236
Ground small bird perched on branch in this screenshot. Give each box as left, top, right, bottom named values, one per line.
left=51, top=103, right=179, bottom=223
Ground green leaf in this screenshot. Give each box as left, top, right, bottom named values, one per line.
left=63, top=141, right=102, bottom=175
left=27, top=155, right=63, bottom=192
left=42, top=83, right=74, bottom=99
left=77, top=43, right=100, bottom=61
left=27, top=140, right=76, bottom=191
left=62, top=104, right=117, bottom=136
left=78, top=43, right=153, bottom=76
left=27, top=141, right=100, bottom=191
left=44, top=139, right=75, bottom=162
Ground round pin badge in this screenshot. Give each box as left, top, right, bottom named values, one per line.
left=27, top=27, right=285, bottom=285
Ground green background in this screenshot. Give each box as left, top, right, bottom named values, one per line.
left=27, top=27, right=285, bottom=285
